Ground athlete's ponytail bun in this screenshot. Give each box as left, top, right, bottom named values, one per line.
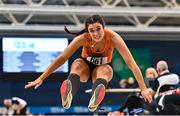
left=64, top=26, right=86, bottom=36
left=64, top=14, right=105, bottom=36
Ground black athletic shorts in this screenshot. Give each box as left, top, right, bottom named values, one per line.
left=79, top=57, right=111, bottom=78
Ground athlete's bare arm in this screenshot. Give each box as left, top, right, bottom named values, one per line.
left=107, top=29, right=146, bottom=90
left=107, top=28, right=152, bottom=103
left=25, top=34, right=85, bottom=89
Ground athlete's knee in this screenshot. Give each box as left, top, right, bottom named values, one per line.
left=103, top=65, right=113, bottom=72
left=71, top=58, right=87, bottom=70
left=98, top=65, right=113, bottom=75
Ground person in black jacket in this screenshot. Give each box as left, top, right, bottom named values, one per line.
left=150, top=60, right=180, bottom=115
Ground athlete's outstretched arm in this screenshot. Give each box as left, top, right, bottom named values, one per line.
left=25, top=34, right=84, bottom=89
left=108, top=29, right=152, bottom=103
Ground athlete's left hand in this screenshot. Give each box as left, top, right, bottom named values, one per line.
left=141, top=88, right=152, bottom=103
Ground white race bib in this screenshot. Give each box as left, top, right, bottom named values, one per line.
left=86, top=57, right=108, bottom=65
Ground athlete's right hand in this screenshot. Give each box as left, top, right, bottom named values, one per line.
left=25, top=79, right=43, bottom=89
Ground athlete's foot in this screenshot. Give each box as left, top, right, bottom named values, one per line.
left=88, top=84, right=106, bottom=112
left=60, top=79, right=73, bottom=109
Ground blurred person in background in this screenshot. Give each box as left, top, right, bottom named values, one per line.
left=145, top=67, right=158, bottom=88
left=25, top=14, right=152, bottom=112
left=119, top=79, right=128, bottom=88
left=127, top=77, right=138, bottom=88
left=3, top=97, right=28, bottom=115
left=119, top=77, right=137, bottom=88
left=151, top=60, right=179, bottom=97
left=150, top=60, right=180, bottom=115
left=115, top=67, right=160, bottom=115
left=143, top=67, right=159, bottom=114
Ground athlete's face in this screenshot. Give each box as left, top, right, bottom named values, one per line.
left=87, top=22, right=105, bottom=42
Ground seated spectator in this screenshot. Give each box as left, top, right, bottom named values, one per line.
left=3, top=97, right=28, bottom=115
left=119, top=77, right=137, bottom=88
left=119, top=79, right=128, bottom=88
left=127, top=77, right=135, bottom=88
left=151, top=60, right=179, bottom=97
left=150, top=60, right=180, bottom=115
left=145, top=67, right=158, bottom=88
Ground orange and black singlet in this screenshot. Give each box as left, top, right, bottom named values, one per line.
left=81, top=29, right=114, bottom=65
